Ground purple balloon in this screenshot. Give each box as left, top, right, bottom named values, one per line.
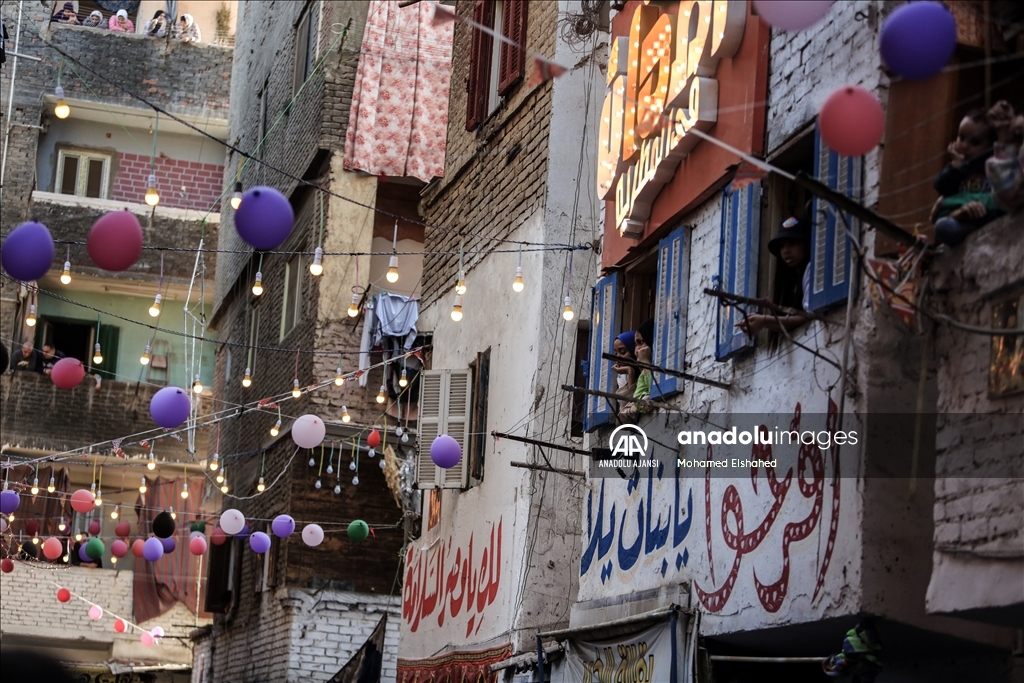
left=236, top=524, right=251, bottom=540
left=160, top=536, right=176, bottom=553
left=880, top=2, right=956, bottom=81
left=271, top=515, right=295, bottom=538
left=78, top=544, right=91, bottom=562
left=249, top=531, right=271, bottom=554
left=1, top=221, right=55, bottom=282
left=0, top=490, right=20, bottom=515
left=234, top=186, right=295, bottom=251
left=150, top=387, right=192, bottom=429
left=143, top=536, right=165, bottom=561
left=430, top=434, right=462, bottom=469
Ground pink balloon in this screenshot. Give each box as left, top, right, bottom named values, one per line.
left=211, top=526, right=227, bottom=546
left=189, top=535, right=207, bottom=556
left=141, top=631, right=155, bottom=646
left=754, top=1, right=833, bottom=31
left=70, top=489, right=96, bottom=514
left=111, top=539, right=129, bottom=558
left=819, top=86, right=885, bottom=157
left=115, top=521, right=131, bottom=538
left=88, top=605, right=103, bottom=620
left=42, top=536, right=63, bottom=560
left=88, top=520, right=101, bottom=536
left=87, top=210, right=143, bottom=271
left=131, top=538, right=146, bottom=557
left=51, top=357, right=86, bottom=390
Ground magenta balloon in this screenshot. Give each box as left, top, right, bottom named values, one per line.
left=753, top=0, right=833, bottom=31
left=249, top=531, right=271, bottom=554
left=430, top=434, right=462, bottom=469
left=88, top=520, right=101, bottom=536
left=51, top=357, right=86, bottom=390
left=819, top=86, right=885, bottom=157
left=115, top=521, right=131, bottom=538
left=160, top=536, right=176, bottom=553
left=43, top=537, right=64, bottom=560
left=271, top=514, right=295, bottom=538
left=87, top=210, right=143, bottom=271
left=234, top=186, right=295, bottom=250
left=0, top=490, right=19, bottom=515
left=143, top=536, right=165, bottom=561
left=150, top=386, right=192, bottom=429
left=189, top=535, right=208, bottom=556
left=880, top=2, right=956, bottom=80
left=111, top=539, right=129, bottom=558
left=141, top=632, right=155, bottom=647
left=1, top=221, right=55, bottom=282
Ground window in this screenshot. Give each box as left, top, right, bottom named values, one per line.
left=37, top=317, right=94, bottom=366
left=650, top=227, right=687, bottom=397
left=465, top=0, right=528, bottom=130
left=56, top=150, right=110, bottom=198
left=570, top=323, right=590, bottom=437
left=205, top=538, right=240, bottom=613
left=807, top=125, right=862, bottom=312
left=415, top=369, right=472, bottom=489
left=280, top=254, right=303, bottom=339
left=256, top=531, right=278, bottom=592
left=468, top=348, right=490, bottom=486
left=715, top=183, right=761, bottom=361
left=294, top=5, right=315, bottom=94
left=585, top=273, right=620, bottom=431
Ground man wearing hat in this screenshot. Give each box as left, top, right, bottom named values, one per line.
left=736, top=217, right=812, bottom=336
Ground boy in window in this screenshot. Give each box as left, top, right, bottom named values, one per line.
left=931, top=109, right=1001, bottom=246
left=737, top=217, right=812, bottom=337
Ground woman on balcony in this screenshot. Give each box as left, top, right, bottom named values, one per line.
left=50, top=2, right=78, bottom=25
left=176, top=14, right=201, bottom=43
left=108, top=9, right=134, bottom=33
left=143, top=9, right=170, bottom=37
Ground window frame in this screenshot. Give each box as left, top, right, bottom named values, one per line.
left=280, top=254, right=303, bottom=340
left=468, top=348, right=490, bottom=487
left=584, top=272, right=620, bottom=432
left=293, top=4, right=316, bottom=94
left=465, top=0, right=528, bottom=131
left=415, top=369, right=473, bottom=489
left=650, top=225, right=688, bottom=398
left=55, top=149, right=111, bottom=199
left=715, top=182, right=762, bottom=361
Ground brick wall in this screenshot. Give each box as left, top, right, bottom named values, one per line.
left=111, top=153, right=224, bottom=212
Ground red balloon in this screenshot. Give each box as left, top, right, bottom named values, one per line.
left=819, top=85, right=885, bottom=157
left=189, top=535, right=207, bottom=556
left=70, top=489, right=96, bottom=514
left=210, top=526, right=227, bottom=546
left=111, top=539, right=129, bottom=558
left=131, top=538, right=146, bottom=557
left=57, top=587, right=72, bottom=602
left=87, top=209, right=143, bottom=271
left=367, top=429, right=381, bottom=449
left=25, top=519, right=39, bottom=536
left=51, top=357, right=86, bottom=390
left=114, top=618, right=127, bottom=633
left=1, top=558, right=13, bottom=573
left=88, top=520, right=101, bottom=536
left=43, top=537, right=64, bottom=560
left=115, top=521, right=131, bottom=538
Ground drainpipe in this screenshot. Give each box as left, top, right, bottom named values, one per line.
left=536, top=632, right=545, bottom=683
left=1, top=1, right=25, bottom=200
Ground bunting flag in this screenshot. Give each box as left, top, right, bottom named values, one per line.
left=110, top=438, right=125, bottom=458
left=527, top=56, right=568, bottom=87
left=430, top=2, right=459, bottom=25
left=865, top=246, right=925, bottom=328
left=727, top=160, right=770, bottom=192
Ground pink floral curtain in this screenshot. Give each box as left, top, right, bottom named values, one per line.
left=343, top=0, right=454, bottom=182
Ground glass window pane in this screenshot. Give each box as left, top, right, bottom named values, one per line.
left=86, top=158, right=104, bottom=198
left=60, top=155, right=80, bottom=195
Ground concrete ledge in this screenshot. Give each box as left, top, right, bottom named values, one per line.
left=926, top=550, right=1024, bottom=627
left=32, top=190, right=221, bottom=224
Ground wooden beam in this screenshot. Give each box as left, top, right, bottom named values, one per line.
left=599, top=353, right=731, bottom=390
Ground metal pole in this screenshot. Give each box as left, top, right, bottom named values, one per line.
left=709, top=655, right=827, bottom=663
left=509, top=460, right=585, bottom=478
left=536, top=632, right=546, bottom=683
left=1, top=1, right=26, bottom=201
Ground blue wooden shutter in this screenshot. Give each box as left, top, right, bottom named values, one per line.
left=715, top=182, right=760, bottom=361
left=584, top=273, right=620, bottom=432
left=808, top=126, right=862, bottom=312
left=651, top=226, right=686, bottom=398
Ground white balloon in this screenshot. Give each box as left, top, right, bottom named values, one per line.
left=301, top=523, right=324, bottom=547
left=220, top=508, right=245, bottom=535
left=151, top=626, right=165, bottom=638
left=292, top=414, right=326, bottom=449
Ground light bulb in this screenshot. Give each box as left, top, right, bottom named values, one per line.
left=270, top=419, right=281, bottom=437
left=256, top=477, right=266, bottom=492
left=30, top=478, right=40, bottom=495
left=58, top=518, right=67, bottom=532
left=26, top=304, right=37, bottom=327
left=386, top=255, right=399, bottom=283
left=147, top=451, right=156, bottom=470
left=111, top=505, right=119, bottom=519
left=169, top=507, right=176, bottom=520
left=335, top=368, right=345, bottom=386
left=215, top=471, right=224, bottom=484
left=562, top=295, right=575, bottom=321
left=349, top=460, right=356, bottom=472
left=326, top=463, right=334, bottom=475
left=93, top=343, right=103, bottom=365
left=90, top=482, right=96, bottom=494
left=347, top=293, right=360, bottom=317
left=221, top=483, right=229, bottom=494
left=451, top=294, right=463, bottom=322
left=252, top=271, right=264, bottom=296
left=376, top=385, right=387, bottom=404
left=6, top=513, right=13, bottom=522
left=61, top=261, right=72, bottom=285
left=242, top=369, right=252, bottom=388
left=193, top=375, right=203, bottom=394
left=32, top=536, right=40, bottom=545
left=149, top=293, right=162, bottom=317
left=513, top=266, right=524, bottom=292
left=341, top=406, right=351, bottom=423
left=395, top=426, right=404, bottom=437
left=314, top=479, right=322, bottom=490
left=140, top=344, right=151, bottom=365
left=352, top=475, right=360, bottom=486
left=230, top=181, right=243, bottom=210
left=333, top=484, right=341, bottom=494
left=47, top=477, right=55, bottom=493
left=63, top=553, right=70, bottom=563
left=54, top=86, right=70, bottom=119
left=292, top=378, right=302, bottom=399
left=367, top=447, right=376, bottom=459
left=401, top=432, right=410, bottom=444
left=309, top=456, right=316, bottom=467
left=75, top=531, right=84, bottom=542
left=210, top=454, right=219, bottom=471
left=110, top=555, right=118, bottom=565
left=398, top=370, right=408, bottom=388
left=145, top=174, right=160, bottom=206
left=140, top=478, right=148, bottom=493
left=379, top=458, right=387, bottom=469
left=94, top=489, right=103, bottom=507
left=455, top=278, right=467, bottom=295
left=309, top=246, right=324, bottom=276
left=181, top=482, right=189, bottom=499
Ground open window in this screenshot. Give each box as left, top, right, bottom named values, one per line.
left=416, top=369, right=472, bottom=489
left=465, top=0, right=528, bottom=130
left=585, top=273, right=620, bottom=432
left=468, top=349, right=490, bottom=487
left=293, top=3, right=316, bottom=94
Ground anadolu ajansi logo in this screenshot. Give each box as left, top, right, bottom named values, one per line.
left=609, top=424, right=649, bottom=459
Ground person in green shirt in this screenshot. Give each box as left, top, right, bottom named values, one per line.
left=633, top=319, right=655, bottom=409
